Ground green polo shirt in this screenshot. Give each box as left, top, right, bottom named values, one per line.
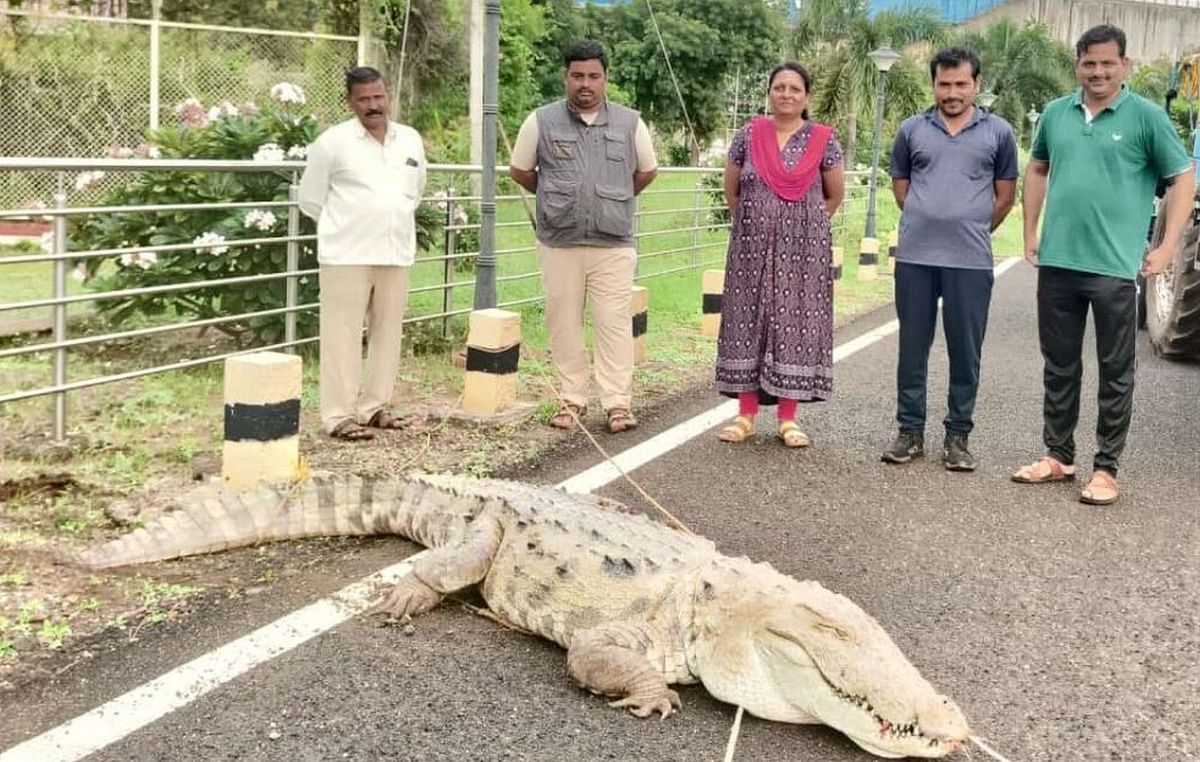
left=1031, top=87, right=1192, bottom=280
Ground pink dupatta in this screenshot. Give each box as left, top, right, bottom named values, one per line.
left=749, top=116, right=832, bottom=202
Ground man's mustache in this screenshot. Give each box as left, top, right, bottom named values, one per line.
left=366, top=110, right=385, bottom=116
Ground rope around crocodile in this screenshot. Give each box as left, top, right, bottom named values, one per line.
left=526, top=370, right=1012, bottom=761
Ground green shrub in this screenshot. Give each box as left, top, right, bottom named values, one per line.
left=69, top=88, right=441, bottom=346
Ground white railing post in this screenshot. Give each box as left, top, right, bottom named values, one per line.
left=149, top=0, right=161, bottom=133
left=443, top=188, right=457, bottom=339
left=52, top=174, right=69, bottom=443
left=285, top=177, right=300, bottom=349
left=692, top=176, right=704, bottom=266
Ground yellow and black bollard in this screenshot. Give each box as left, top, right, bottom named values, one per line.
left=462, top=308, right=521, bottom=416
left=631, top=285, right=648, bottom=366
left=222, top=351, right=301, bottom=490
left=701, top=269, right=724, bottom=338
left=857, top=237, right=879, bottom=282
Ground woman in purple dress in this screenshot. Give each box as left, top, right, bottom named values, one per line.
left=716, top=62, right=846, bottom=447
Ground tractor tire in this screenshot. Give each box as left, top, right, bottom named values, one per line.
left=1145, top=218, right=1200, bottom=359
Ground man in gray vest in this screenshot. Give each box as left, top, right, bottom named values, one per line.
left=510, top=40, right=658, bottom=433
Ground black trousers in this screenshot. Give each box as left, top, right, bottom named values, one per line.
left=1036, top=266, right=1137, bottom=475
left=894, top=263, right=994, bottom=436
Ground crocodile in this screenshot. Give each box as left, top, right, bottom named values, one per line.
left=78, top=473, right=969, bottom=758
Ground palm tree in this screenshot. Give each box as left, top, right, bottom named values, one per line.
left=795, top=1, right=948, bottom=167
left=955, top=19, right=1074, bottom=144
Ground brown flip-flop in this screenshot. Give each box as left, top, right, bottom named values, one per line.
left=1011, top=457, right=1076, bottom=484
left=1079, top=470, right=1120, bottom=506
left=366, top=409, right=408, bottom=430
left=330, top=419, right=375, bottom=441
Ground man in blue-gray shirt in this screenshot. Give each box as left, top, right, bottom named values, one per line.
left=881, top=47, right=1019, bottom=471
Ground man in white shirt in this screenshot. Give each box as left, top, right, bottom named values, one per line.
left=298, top=66, right=426, bottom=441
left=509, top=41, right=658, bottom=434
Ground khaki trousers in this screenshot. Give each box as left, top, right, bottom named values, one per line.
left=319, top=264, right=410, bottom=433
left=538, top=243, right=636, bottom=411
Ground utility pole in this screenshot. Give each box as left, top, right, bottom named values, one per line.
left=474, top=0, right=500, bottom=309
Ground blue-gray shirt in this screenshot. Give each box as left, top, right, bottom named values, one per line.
left=889, top=107, right=1019, bottom=269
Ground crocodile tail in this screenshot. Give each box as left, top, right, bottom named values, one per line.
left=76, top=475, right=428, bottom=569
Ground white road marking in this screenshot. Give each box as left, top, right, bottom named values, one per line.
left=0, top=558, right=422, bottom=762
left=1, top=257, right=1024, bottom=761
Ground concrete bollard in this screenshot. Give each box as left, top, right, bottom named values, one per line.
left=831, top=245, right=844, bottom=285
left=222, top=351, right=301, bottom=491
left=701, top=269, right=724, bottom=338
left=631, top=285, right=648, bottom=366
left=857, top=237, right=879, bottom=282
left=887, top=229, right=899, bottom=275
left=463, top=308, right=521, bottom=415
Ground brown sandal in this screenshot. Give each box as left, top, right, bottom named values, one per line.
left=366, top=409, right=408, bottom=430
left=1079, top=470, right=1120, bottom=506
left=330, top=419, right=375, bottom=441
left=718, top=416, right=755, bottom=443
left=606, top=408, right=638, bottom=434
left=1011, top=457, right=1076, bottom=484
left=549, top=403, right=586, bottom=430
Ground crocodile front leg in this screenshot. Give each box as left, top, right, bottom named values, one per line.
left=369, top=511, right=504, bottom=618
left=567, top=622, right=683, bottom=719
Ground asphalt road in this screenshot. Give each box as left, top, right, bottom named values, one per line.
left=2, top=263, right=1198, bottom=762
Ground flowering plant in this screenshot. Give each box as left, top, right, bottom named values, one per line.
left=69, top=85, right=321, bottom=344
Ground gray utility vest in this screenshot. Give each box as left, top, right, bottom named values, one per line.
left=534, top=100, right=639, bottom=247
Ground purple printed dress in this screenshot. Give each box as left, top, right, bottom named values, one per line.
left=716, top=122, right=843, bottom=404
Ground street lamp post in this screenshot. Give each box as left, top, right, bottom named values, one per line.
left=858, top=44, right=901, bottom=282
left=978, top=90, right=998, bottom=109
left=1026, top=106, right=1040, bottom=148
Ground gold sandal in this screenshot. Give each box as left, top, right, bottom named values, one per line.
left=718, top=415, right=755, bottom=443
left=777, top=421, right=810, bottom=448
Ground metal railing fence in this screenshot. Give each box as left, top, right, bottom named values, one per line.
left=0, top=157, right=872, bottom=441
left=0, top=7, right=360, bottom=211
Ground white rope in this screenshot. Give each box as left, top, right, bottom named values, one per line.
left=723, top=705, right=745, bottom=762
left=969, top=734, right=1015, bottom=762
left=643, top=0, right=701, bottom=158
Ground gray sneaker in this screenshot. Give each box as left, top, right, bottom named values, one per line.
left=942, top=433, right=976, bottom=472
left=881, top=431, right=924, bottom=463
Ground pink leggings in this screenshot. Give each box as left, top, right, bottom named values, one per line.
left=738, top=392, right=796, bottom=421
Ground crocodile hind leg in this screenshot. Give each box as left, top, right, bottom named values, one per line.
left=368, top=512, right=504, bottom=618
left=567, top=622, right=683, bottom=719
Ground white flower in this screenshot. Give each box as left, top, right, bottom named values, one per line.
left=192, top=231, right=229, bottom=256
left=73, top=171, right=105, bottom=192
left=253, top=143, right=285, bottom=162
left=207, top=100, right=240, bottom=121
left=243, top=209, right=278, bottom=232
left=147, top=145, right=161, bottom=159
left=269, top=82, right=306, bottom=105
left=40, top=231, right=55, bottom=254
left=285, top=144, right=308, bottom=160
left=71, top=265, right=87, bottom=283
left=118, top=250, right=158, bottom=270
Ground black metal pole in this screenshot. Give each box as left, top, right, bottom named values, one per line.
left=474, top=0, right=501, bottom=309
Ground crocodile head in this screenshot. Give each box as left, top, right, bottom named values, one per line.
left=692, top=565, right=969, bottom=758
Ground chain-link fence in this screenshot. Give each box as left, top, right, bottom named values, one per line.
left=0, top=7, right=359, bottom=214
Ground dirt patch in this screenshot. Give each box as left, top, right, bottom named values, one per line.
left=0, top=474, right=81, bottom=503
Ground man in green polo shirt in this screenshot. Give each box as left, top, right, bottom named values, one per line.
left=1015, top=24, right=1195, bottom=506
